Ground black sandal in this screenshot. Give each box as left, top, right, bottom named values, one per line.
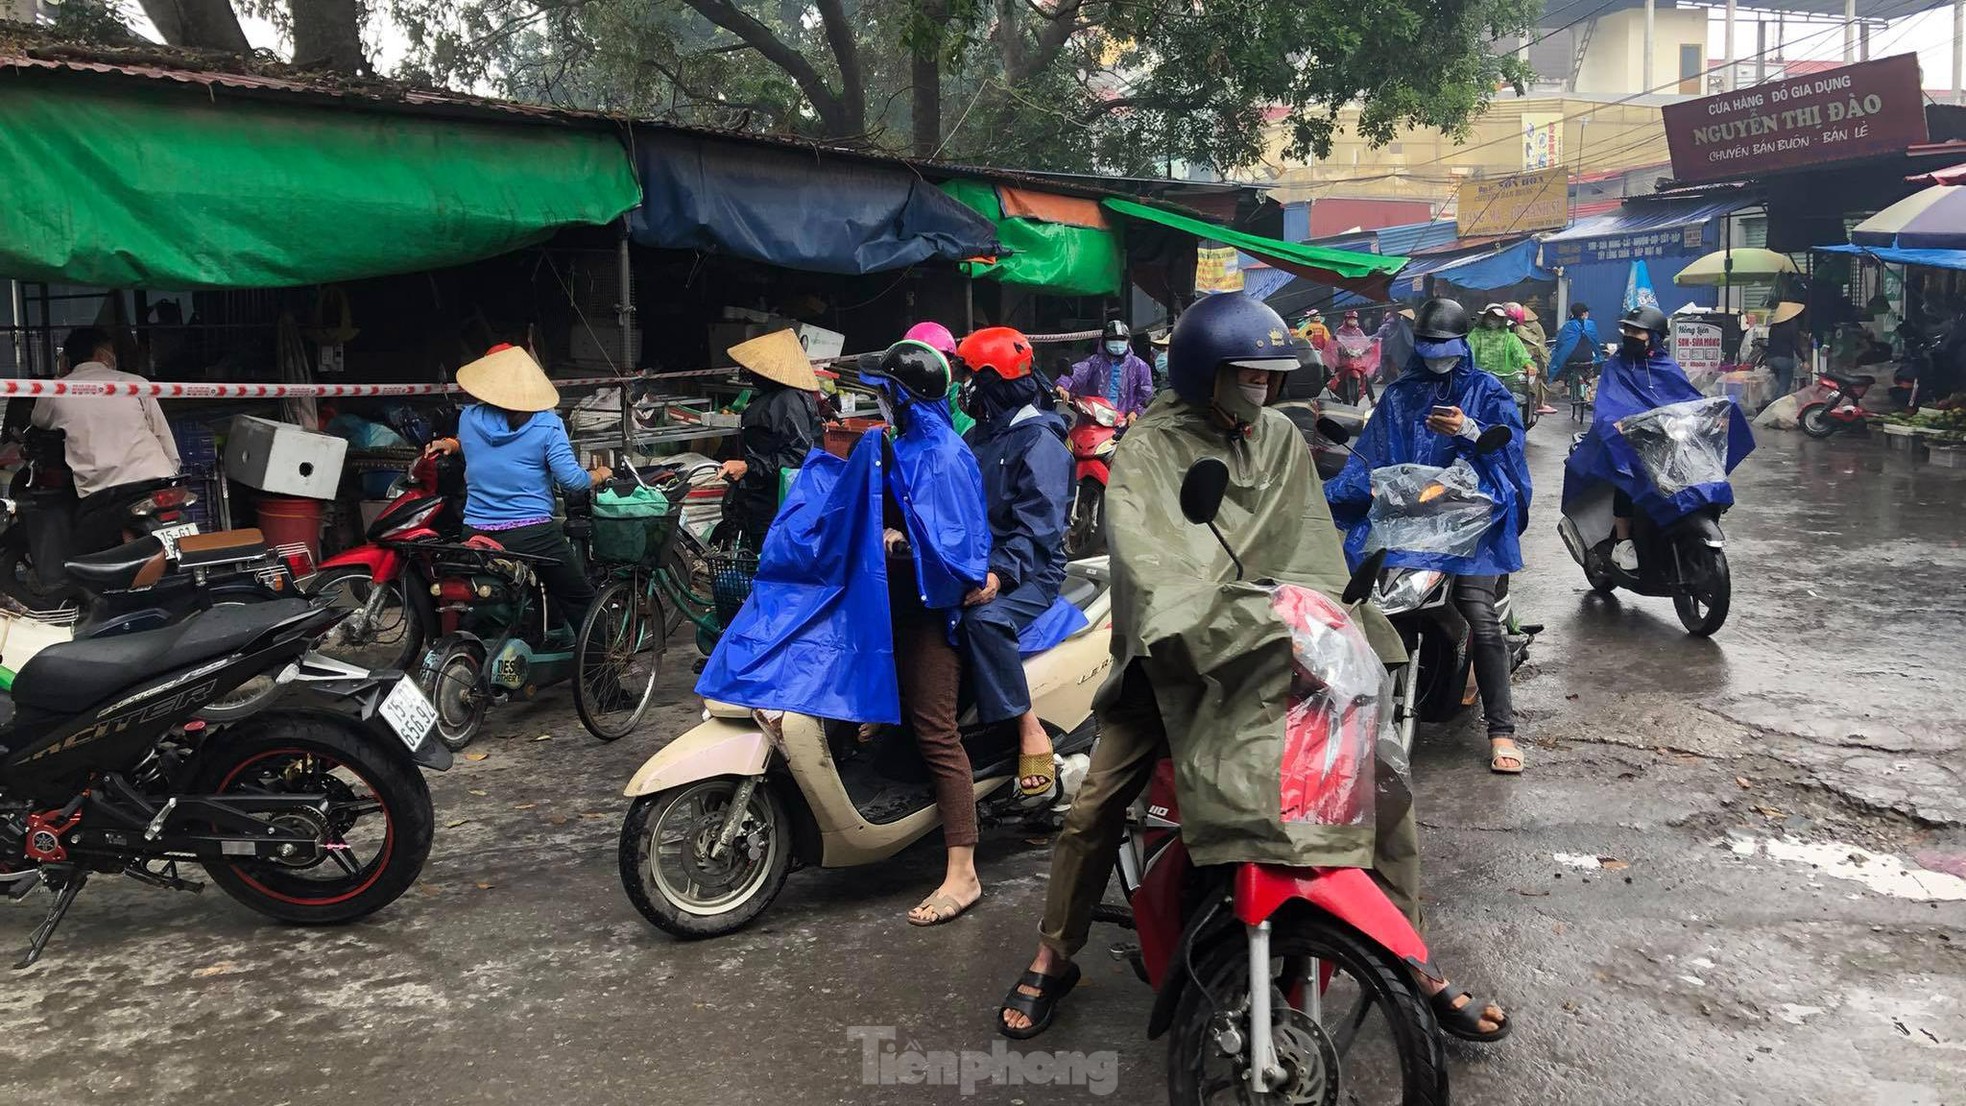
left=997, top=962, right=1081, bottom=1040
left=1429, top=986, right=1512, bottom=1043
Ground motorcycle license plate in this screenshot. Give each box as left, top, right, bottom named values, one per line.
left=152, top=522, right=199, bottom=554
left=378, top=677, right=437, bottom=752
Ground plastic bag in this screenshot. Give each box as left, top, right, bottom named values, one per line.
left=1362, top=459, right=1497, bottom=561
left=1269, top=583, right=1383, bottom=827
left=590, top=481, right=674, bottom=565
left=1616, top=396, right=1735, bottom=495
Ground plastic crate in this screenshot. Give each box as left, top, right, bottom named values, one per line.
left=706, top=548, right=759, bottom=626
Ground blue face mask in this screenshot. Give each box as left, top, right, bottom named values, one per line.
left=1154, top=351, right=1168, bottom=373
left=1104, top=341, right=1128, bottom=357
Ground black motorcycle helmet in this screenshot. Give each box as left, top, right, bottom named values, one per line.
left=1622, top=305, right=1669, bottom=337
left=1102, top=318, right=1131, bottom=343
left=1166, top=293, right=1298, bottom=407
left=1413, top=298, right=1471, bottom=341
left=863, top=339, right=952, bottom=405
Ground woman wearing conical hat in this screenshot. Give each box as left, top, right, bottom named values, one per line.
left=425, top=343, right=611, bottom=626
left=716, top=329, right=824, bottom=552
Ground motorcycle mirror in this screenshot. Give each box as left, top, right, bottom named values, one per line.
left=1343, top=547, right=1388, bottom=606
left=1178, top=458, right=1245, bottom=582
left=1475, top=424, right=1514, bottom=454
left=1179, top=458, right=1229, bottom=526
left=1315, top=416, right=1351, bottom=446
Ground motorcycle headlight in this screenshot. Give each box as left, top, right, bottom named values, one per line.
left=1373, top=568, right=1446, bottom=616
left=1093, top=438, right=1117, bottom=457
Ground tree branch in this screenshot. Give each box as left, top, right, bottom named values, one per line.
left=677, top=0, right=851, bottom=136
left=813, top=0, right=866, bottom=134
left=643, top=54, right=783, bottom=125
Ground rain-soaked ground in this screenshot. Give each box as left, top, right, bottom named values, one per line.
left=2, top=424, right=1961, bottom=1105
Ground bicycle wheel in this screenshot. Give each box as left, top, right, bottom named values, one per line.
left=576, top=576, right=665, bottom=741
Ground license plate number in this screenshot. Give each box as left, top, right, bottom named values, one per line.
left=378, top=677, right=437, bottom=752
left=153, top=522, right=199, bottom=554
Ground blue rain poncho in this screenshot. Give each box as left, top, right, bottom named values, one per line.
left=1562, top=349, right=1754, bottom=526
left=1324, top=349, right=1532, bottom=576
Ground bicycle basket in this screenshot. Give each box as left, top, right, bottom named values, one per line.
left=590, top=483, right=677, bottom=565
left=706, top=547, right=760, bottom=627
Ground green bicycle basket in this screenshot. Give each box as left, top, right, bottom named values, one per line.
left=590, top=482, right=676, bottom=565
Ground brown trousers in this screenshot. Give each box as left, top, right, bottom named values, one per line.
left=892, top=573, right=978, bottom=848
left=1039, top=663, right=1422, bottom=958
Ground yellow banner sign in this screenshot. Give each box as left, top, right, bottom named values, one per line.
left=1195, top=246, right=1245, bottom=294
left=1457, top=167, right=1569, bottom=236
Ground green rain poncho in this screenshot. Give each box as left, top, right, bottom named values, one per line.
left=1099, top=393, right=1406, bottom=870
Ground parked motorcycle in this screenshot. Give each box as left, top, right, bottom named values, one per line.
left=1559, top=397, right=1738, bottom=636
left=305, top=451, right=464, bottom=675
left=1065, top=394, right=1120, bottom=557
left=1797, top=368, right=1878, bottom=438
left=1, top=427, right=202, bottom=608
left=0, top=597, right=448, bottom=967
left=1098, top=459, right=1445, bottom=1105
left=615, top=559, right=1114, bottom=937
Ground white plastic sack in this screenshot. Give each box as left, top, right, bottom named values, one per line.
left=1363, top=458, right=1497, bottom=561
left=1754, top=392, right=1802, bottom=430
left=1617, top=397, right=1735, bottom=495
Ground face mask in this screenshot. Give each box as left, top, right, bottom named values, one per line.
left=1154, top=352, right=1168, bottom=373
left=1237, top=379, right=1271, bottom=406
left=1424, top=356, right=1460, bottom=375
left=1104, top=341, right=1128, bottom=357
left=1621, top=335, right=1650, bottom=360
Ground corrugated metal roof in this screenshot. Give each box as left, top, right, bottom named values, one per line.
left=1373, top=219, right=1460, bottom=258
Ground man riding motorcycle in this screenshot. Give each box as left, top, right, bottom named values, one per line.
left=997, top=292, right=1511, bottom=1045
left=1057, top=320, right=1154, bottom=425
left=955, top=326, right=1077, bottom=799
left=1325, top=298, right=1533, bottom=775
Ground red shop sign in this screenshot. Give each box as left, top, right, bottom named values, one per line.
left=1663, top=54, right=1928, bottom=185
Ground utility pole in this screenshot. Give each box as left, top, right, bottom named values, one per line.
left=1643, top=0, right=1656, bottom=91
left=1843, top=0, right=1856, bottom=63
left=1724, top=0, right=1738, bottom=90
left=1956, top=0, right=1964, bottom=106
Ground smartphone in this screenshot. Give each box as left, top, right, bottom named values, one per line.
left=1430, top=405, right=1456, bottom=419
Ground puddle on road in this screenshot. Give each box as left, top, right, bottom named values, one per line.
left=1728, top=835, right=1966, bottom=901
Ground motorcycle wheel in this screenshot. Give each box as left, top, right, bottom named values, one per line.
left=420, top=638, right=489, bottom=751
left=1586, top=559, right=1617, bottom=595
left=187, top=714, right=433, bottom=925
left=1066, top=479, right=1107, bottom=558
left=1335, top=375, right=1363, bottom=406
left=574, top=578, right=664, bottom=742
left=1672, top=547, right=1731, bottom=637
left=304, top=564, right=435, bottom=674
left=1798, top=403, right=1837, bottom=439
left=618, top=776, right=792, bottom=939
left=1167, top=909, right=1447, bottom=1106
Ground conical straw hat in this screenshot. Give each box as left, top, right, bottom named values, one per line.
left=1770, top=301, right=1805, bottom=324
left=456, top=344, right=560, bottom=412
left=729, top=328, right=821, bottom=391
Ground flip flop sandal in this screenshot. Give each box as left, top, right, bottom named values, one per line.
left=1430, top=986, right=1512, bottom=1043
left=906, top=891, right=980, bottom=927
left=1017, top=752, right=1057, bottom=799
left=998, top=962, right=1081, bottom=1040
left=1489, top=741, right=1525, bottom=775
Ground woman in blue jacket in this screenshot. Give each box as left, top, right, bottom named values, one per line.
left=1546, top=301, right=1604, bottom=390
left=426, top=344, right=610, bottom=628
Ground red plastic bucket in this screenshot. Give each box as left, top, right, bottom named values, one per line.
left=256, top=494, right=323, bottom=565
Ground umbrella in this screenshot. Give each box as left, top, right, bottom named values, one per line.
left=1848, top=183, right=1966, bottom=250
left=1673, top=247, right=1798, bottom=286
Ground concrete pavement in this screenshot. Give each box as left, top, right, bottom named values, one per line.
left=2, top=426, right=1961, bottom=1105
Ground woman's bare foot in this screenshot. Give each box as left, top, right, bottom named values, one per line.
left=1001, top=944, right=1067, bottom=1033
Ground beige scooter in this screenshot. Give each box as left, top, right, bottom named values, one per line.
left=616, top=559, right=1114, bottom=938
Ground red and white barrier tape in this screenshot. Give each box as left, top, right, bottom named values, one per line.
left=0, top=330, right=1106, bottom=399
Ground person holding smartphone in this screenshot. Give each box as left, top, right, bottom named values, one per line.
left=1325, top=298, right=1534, bottom=774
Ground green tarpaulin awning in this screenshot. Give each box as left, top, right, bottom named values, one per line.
left=1103, top=197, right=1408, bottom=298
left=0, top=83, right=643, bottom=289
left=940, top=178, right=1122, bottom=297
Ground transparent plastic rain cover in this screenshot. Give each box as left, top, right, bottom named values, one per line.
left=1616, top=396, right=1735, bottom=496
left=1269, top=583, right=1384, bottom=826
left=1362, top=458, right=1498, bottom=561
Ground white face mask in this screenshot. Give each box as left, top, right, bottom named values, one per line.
left=1237, top=379, right=1271, bottom=406
left=1104, top=341, right=1128, bottom=357
left=1424, top=356, right=1460, bottom=375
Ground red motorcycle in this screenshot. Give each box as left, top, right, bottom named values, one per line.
left=305, top=452, right=462, bottom=673
left=1327, top=333, right=1381, bottom=407
left=1797, top=368, right=1876, bottom=438
left=1065, top=393, right=1121, bottom=557
left=1099, top=460, right=1446, bottom=1104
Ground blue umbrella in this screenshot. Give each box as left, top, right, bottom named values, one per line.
left=1848, top=183, right=1966, bottom=250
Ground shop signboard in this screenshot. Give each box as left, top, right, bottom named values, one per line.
left=1662, top=54, right=1928, bottom=185
left=1457, top=167, right=1569, bottom=236
left=1671, top=319, right=1725, bottom=373
left=1544, top=222, right=1707, bottom=269
left=1521, top=113, right=1562, bottom=170
left=1194, top=246, right=1244, bottom=293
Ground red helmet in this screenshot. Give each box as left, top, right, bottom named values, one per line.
left=955, top=326, right=1035, bottom=380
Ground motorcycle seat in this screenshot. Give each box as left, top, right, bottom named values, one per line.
left=11, top=598, right=311, bottom=715
left=175, top=528, right=269, bottom=571
left=1826, top=371, right=1875, bottom=389
left=64, top=536, right=168, bottom=591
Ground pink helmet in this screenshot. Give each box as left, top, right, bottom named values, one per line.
left=903, top=321, right=958, bottom=357
left=1504, top=302, right=1527, bottom=325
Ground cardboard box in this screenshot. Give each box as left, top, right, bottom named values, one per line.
left=225, top=414, right=348, bottom=499
left=793, top=323, right=845, bottom=363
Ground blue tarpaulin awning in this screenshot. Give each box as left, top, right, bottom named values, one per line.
left=1398, top=237, right=1553, bottom=294
left=1816, top=242, right=1966, bottom=271
left=628, top=131, right=1000, bottom=275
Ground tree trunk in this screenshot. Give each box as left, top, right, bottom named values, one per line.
left=289, top=0, right=368, bottom=73
left=911, top=49, right=941, bottom=157
left=138, top=0, right=250, bottom=53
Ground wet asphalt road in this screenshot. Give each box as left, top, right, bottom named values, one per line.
left=2, top=424, right=1962, bottom=1105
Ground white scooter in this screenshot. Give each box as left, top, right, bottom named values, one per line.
left=616, top=559, right=1114, bottom=938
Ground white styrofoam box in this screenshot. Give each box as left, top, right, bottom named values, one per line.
left=794, top=323, right=845, bottom=362
left=225, top=414, right=348, bottom=499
